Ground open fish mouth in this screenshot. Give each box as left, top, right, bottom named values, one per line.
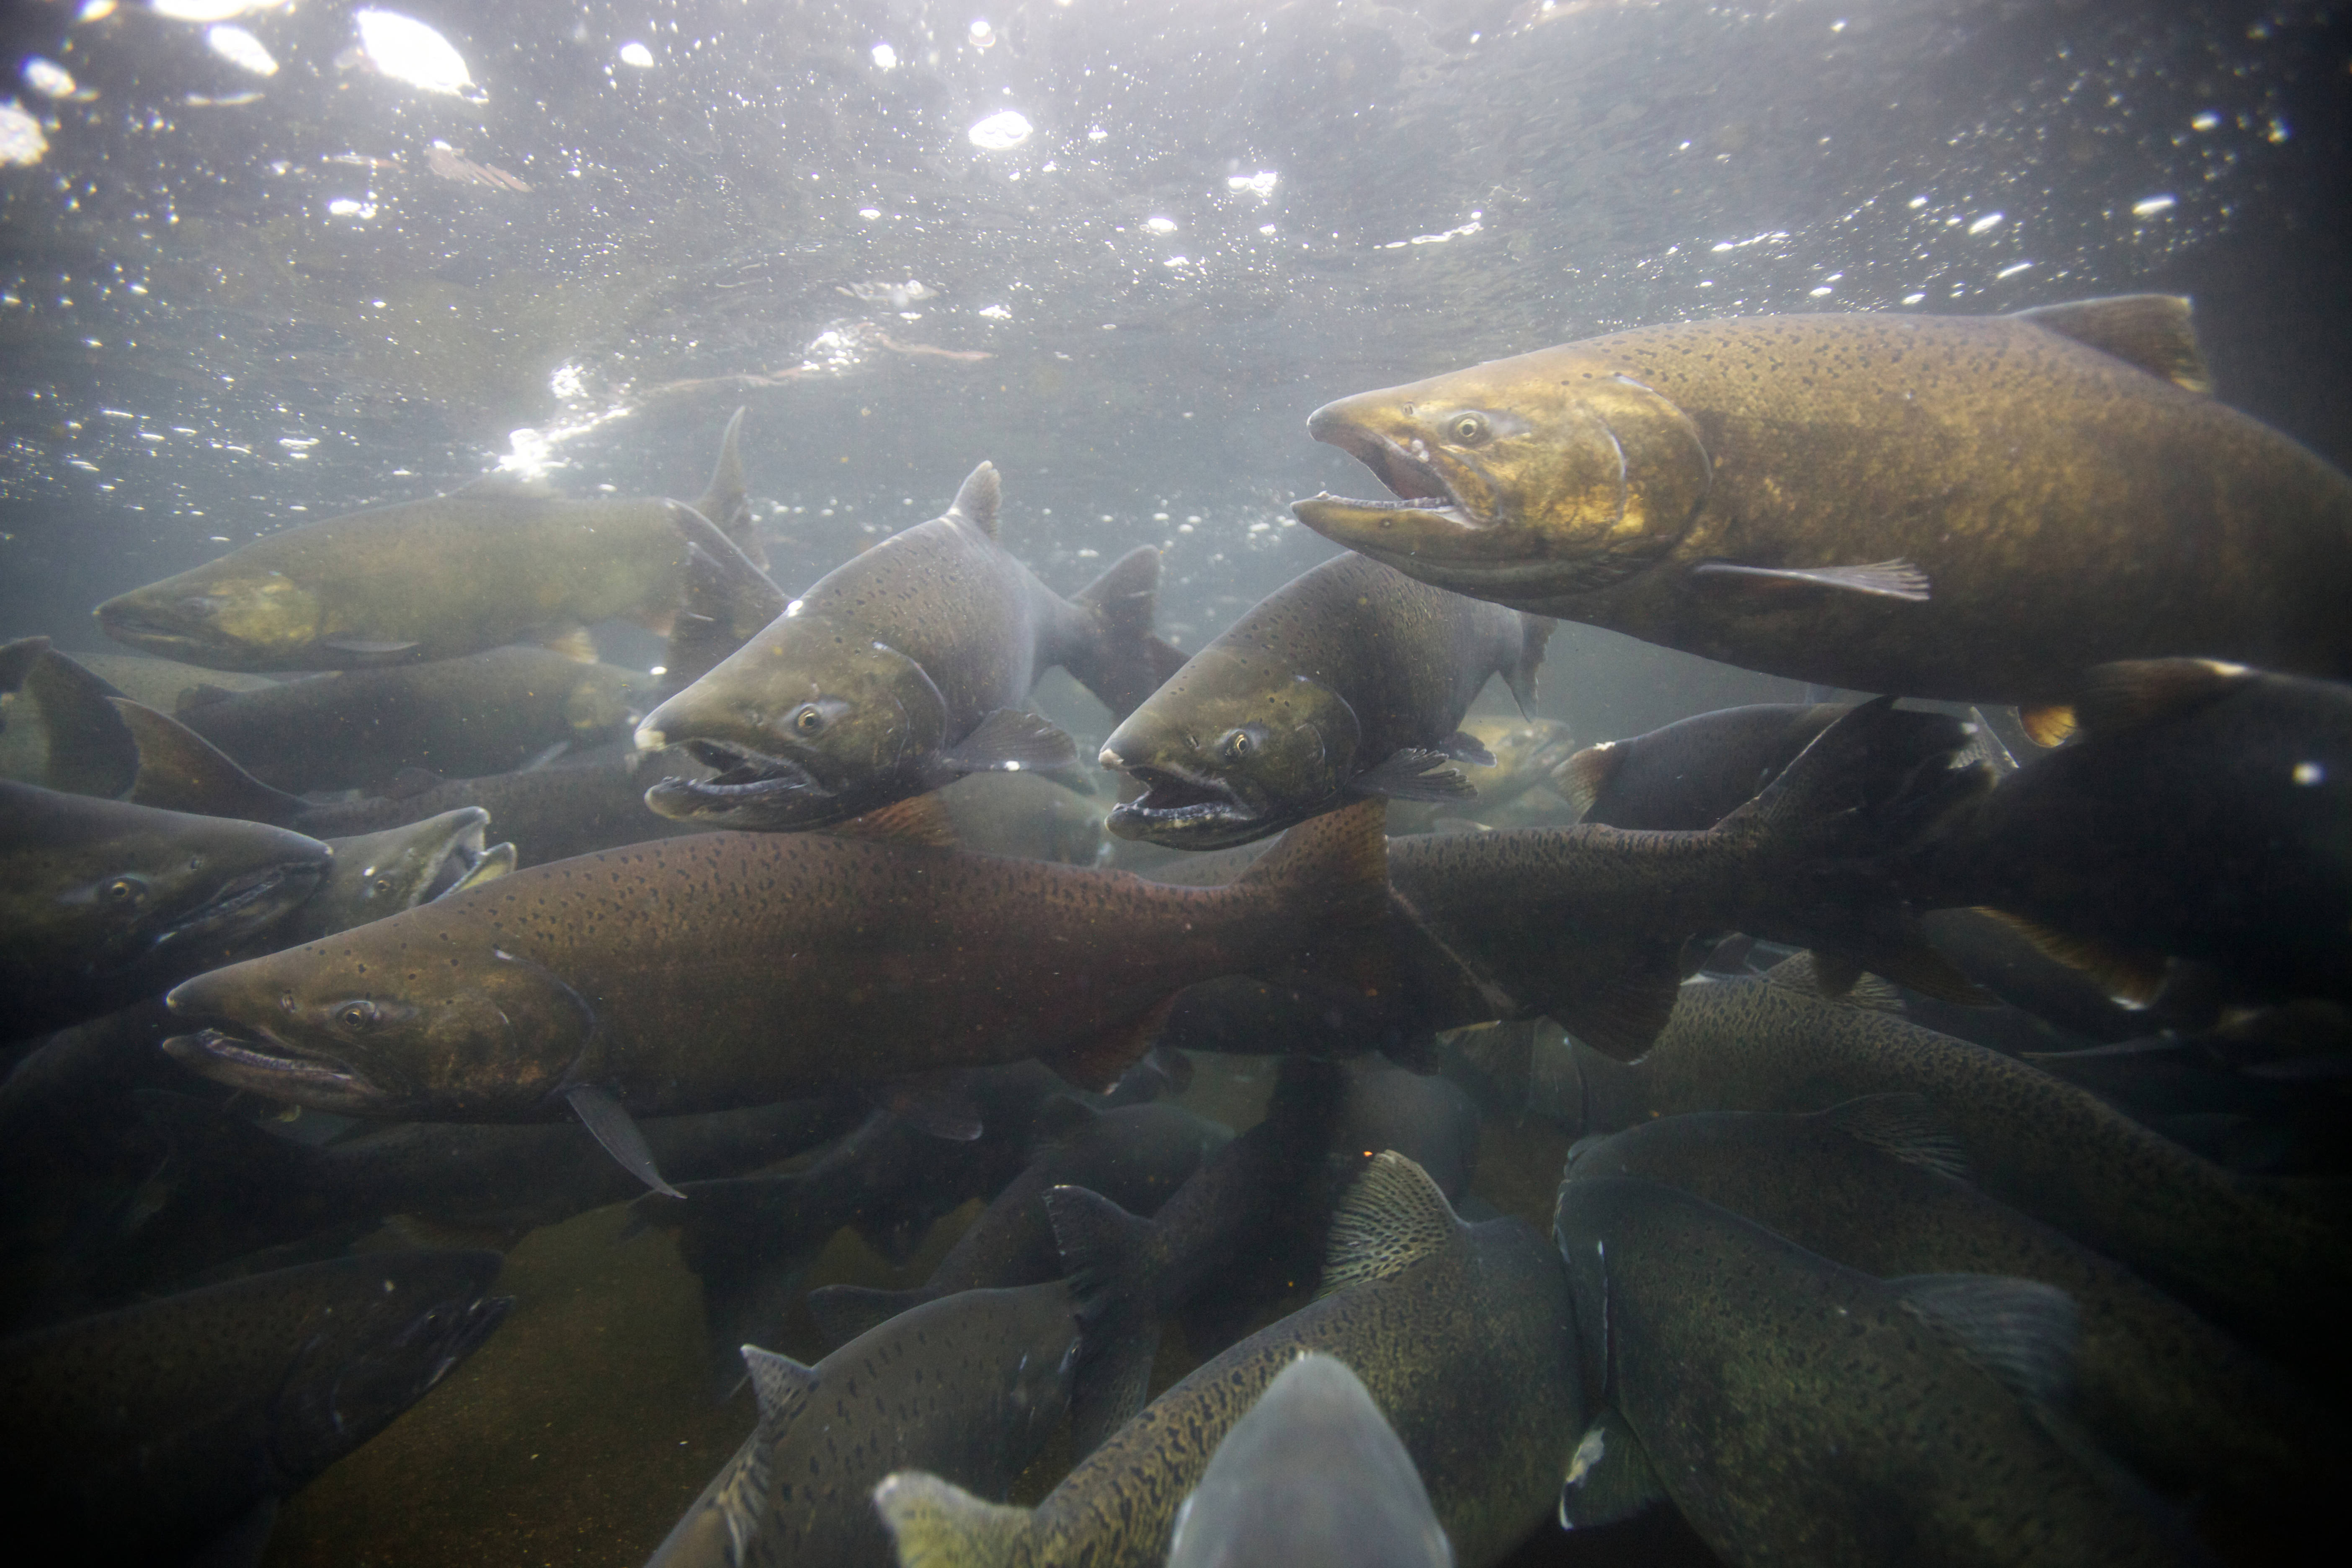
left=1105, top=763, right=1261, bottom=841
left=160, top=1024, right=383, bottom=1109
left=152, top=861, right=326, bottom=951
left=93, top=603, right=209, bottom=652
left=1298, top=419, right=1481, bottom=529
left=643, top=738, right=836, bottom=821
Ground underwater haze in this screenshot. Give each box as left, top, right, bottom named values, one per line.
left=3, top=3, right=2350, bottom=1567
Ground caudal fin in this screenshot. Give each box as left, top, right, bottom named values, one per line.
left=110, top=697, right=308, bottom=826
left=1715, top=697, right=1994, bottom=1003
left=872, top=1472, right=1037, bottom=1568
left=1065, top=545, right=1184, bottom=721
left=693, top=407, right=767, bottom=570
left=20, top=646, right=139, bottom=798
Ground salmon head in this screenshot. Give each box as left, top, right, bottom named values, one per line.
left=633, top=605, right=952, bottom=830
left=1292, top=346, right=1713, bottom=601
left=1099, top=642, right=1361, bottom=849
left=96, top=560, right=329, bottom=671
left=162, top=918, right=596, bottom=1119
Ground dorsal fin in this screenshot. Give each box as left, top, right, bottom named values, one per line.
left=110, top=697, right=307, bottom=825
left=0, top=634, right=49, bottom=698
left=663, top=499, right=786, bottom=692
left=2011, top=294, right=2213, bottom=394
left=2072, top=658, right=2249, bottom=739
left=739, top=1344, right=818, bottom=1443
left=1890, top=1274, right=2079, bottom=1409
left=28, top=648, right=138, bottom=797
left=1553, top=742, right=1621, bottom=818
left=1319, top=1150, right=1460, bottom=1296
left=947, top=461, right=1001, bottom=541
left=827, top=791, right=959, bottom=849
left=693, top=407, right=766, bottom=570
left=1761, top=952, right=1906, bottom=1012
left=1818, top=1094, right=1969, bottom=1179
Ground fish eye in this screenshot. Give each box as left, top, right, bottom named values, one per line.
left=335, top=1000, right=380, bottom=1032
left=792, top=704, right=827, bottom=735
left=1219, top=728, right=1254, bottom=762
left=104, top=875, right=147, bottom=905
left=279, top=992, right=297, bottom=1014
left=372, top=877, right=393, bottom=895
left=1447, top=411, right=1490, bottom=444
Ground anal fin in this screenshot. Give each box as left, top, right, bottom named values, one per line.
left=1973, top=907, right=2168, bottom=1007
left=1050, top=995, right=1177, bottom=1093
left=1558, top=1408, right=1669, bottom=1531
left=539, top=627, right=598, bottom=665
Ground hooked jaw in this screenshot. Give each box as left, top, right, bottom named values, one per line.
left=642, top=737, right=838, bottom=826
left=1099, top=744, right=1270, bottom=849
left=161, top=973, right=393, bottom=1115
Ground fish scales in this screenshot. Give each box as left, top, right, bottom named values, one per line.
left=1297, top=301, right=2352, bottom=704
left=162, top=802, right=1388, bottom=1119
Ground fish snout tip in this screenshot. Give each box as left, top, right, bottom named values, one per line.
left=633, top=722, right=666, bottom=753
left=1097, top=745, right=1126, bottom=773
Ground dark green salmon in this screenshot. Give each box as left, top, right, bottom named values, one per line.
left=1380, top=698, right=1989, bottom=1055
left=645, top=1281, right=1099, bottom=1568
left=1563, top=1100, right=2344, bottom=1517
left=275, top=807, right=512, bottom=944
left=94, top=410, right=762, bottom=671
left=874, top=1152, right=1583, bottom=1568
left=805, top=1097, right=1228, bottom=1351
left=1101, top=552, right=1551, bottom=848
left=170, top=645, right=656, bottom=792
left=158, top=798, right=1391, bottom=1191
left=1560, top=959, right=2352, bottom=1368
left=1555, top=702, right=1849, bottom=829
left=0, top=1249, right=508, bottom=1567
left=637, top=462, right=1182, bottom=830
left=108, top=693, right=709, bottom=867
left=1905, top=659, right=2352, bottom=1008
left=1550, top=1177, right=2197, bottom=1567
left=1293, top=297, right=2352, bottom=707
left=0, top=780, right=332, bottom=1038
left=1166, top=1352, right=1453, bottom=1568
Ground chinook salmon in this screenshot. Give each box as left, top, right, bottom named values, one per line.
left=0, top=1250, right=508, bottom=1567
left=1556, top=702, right=1850, bottom=829
left=94, top=410, right=763, bottom=672
left=874, top=1152, right=1582, bottom=1568
left=637, top=462, right=1184, bottom=831
left=645, top=1279, right=1111, bottom=1568
left=1903, top=658, right=2352, bottom=1008
left=159, top=797, right=1391, bottom=1193
left=1550, top=1177, right=2198, bottom=1567
left=1101, top=552, right=1551, bottom=849
left=1563, top=1099, right=2346, bottom=1521
left=1292, top=296, right=2352, bottom=715
left=1560, top=957, right=2352, bottom=1372
left=0, top=780, right=332, bottom=1038
left=169, top=645, right=656, bottom=792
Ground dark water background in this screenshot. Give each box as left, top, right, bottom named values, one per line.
left=0, top=3, right=2347, bottom=1564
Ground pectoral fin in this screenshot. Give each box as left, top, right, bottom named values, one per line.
left=1351, top=747, right=1474, bottom=802
left=1688, top=557, right=1932, bottom=601
left=939, top=708, right=1080, bottom=775
left=1558, top=1409, right=1669, bottom=1530
left=1442, top=730, right=1497, bottom=768
left=320, top=637, right=425, bottom=655
left=564, top=1083, right=683, bottom=1199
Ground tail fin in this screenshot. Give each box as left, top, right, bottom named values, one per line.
left=1504, top=614, right=1555, bottom=714
left=1716, top=698, right=1994, bottom=1003
left=693, top=407, right=765, bottom=570
left=805, top=1282, right=933, bottom=1350
left=1233, top=797, right=1391, bottom=937
left=1065, top=546, right=1183, bottom=721
left=109, top=697, right=307, bottom=826
left=663, top=501, right=785, bottom=695
left=1044, top=1183, right=1161, bottom=1457
left=872, top=1472, right=1037, bottom=1568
